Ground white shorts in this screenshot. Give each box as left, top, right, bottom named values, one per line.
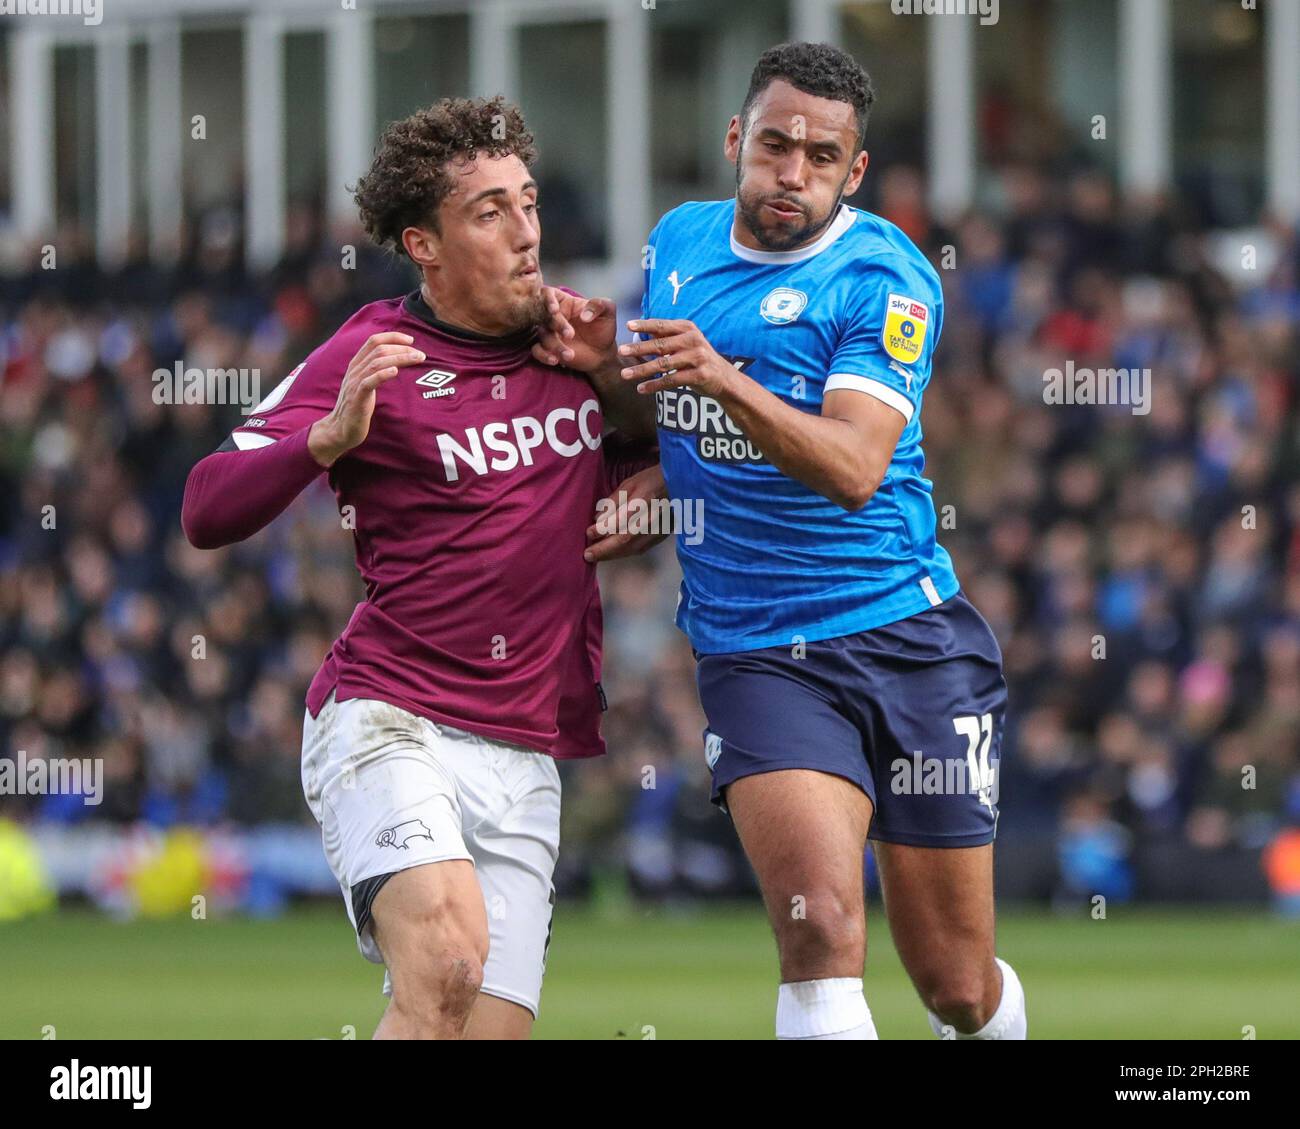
left=301, top=692, right=562, bottom=1018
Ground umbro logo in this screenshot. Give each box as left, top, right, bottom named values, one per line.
left=416, top=369, right=457, bottom=398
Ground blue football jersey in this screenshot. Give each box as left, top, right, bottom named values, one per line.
left=642, top=198, right=959, bottom=654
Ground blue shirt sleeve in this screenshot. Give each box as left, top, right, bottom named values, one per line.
left=824, top=254, right=944, bottom=425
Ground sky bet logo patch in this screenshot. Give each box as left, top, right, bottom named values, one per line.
left=416, top=369, right=457, bottom=398
left=883, top=293, right=928, bottom=365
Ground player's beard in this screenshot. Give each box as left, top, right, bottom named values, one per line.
left=499, top=288, right=549, bottom=335
left=735, top=146, right=850, bottom=252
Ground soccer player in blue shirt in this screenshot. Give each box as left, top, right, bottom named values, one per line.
left=539, top=42, right=1026, bottom=1040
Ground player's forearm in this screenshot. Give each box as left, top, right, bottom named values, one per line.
left=713, top=375, right=884, bottom=511
left=589, top=356, right=657, bottom=440
left=182, top=426, right=326, bottom=549
left=602, top=430, right=660, bottom=491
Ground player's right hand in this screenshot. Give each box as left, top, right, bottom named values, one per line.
left=585, top=463, right=669, bottom=562
left=308, top=333, right=426, bottom=467
left=533, top=287, right=618, bottom=375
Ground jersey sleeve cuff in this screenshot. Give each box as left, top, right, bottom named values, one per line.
left=224, top=423, right=322, bottom=481
left=228, top=428, right=278, bottom=450
left=824, top=373, right=915, bottom=423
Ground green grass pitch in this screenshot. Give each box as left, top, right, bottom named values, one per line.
left=1, top=904, right=1296, bottom=1039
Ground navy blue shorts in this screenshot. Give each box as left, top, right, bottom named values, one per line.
left=695, top=592, right=1007, bottom=848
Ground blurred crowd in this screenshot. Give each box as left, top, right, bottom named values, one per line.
left=1, top=161, right=1298, bottom=906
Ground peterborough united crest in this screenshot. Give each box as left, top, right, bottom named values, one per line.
left=759, top=287, right=808, bottom=325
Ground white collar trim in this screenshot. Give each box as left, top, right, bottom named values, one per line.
left=729, top=202, right=856, bottom=265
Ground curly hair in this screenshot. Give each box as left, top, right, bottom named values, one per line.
left=739, top=42, right=876, bottom=152
left=353, top=96, right=538, bottom=256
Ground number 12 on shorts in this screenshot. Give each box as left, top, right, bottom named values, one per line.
left=953, top=714, right=997, bottom=809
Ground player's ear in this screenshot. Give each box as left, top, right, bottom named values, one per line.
left=844, top=150, right=869, bottom=197
left=401, top=225, right=439, bottom=270
left=724, top=115, right=742, bottom=165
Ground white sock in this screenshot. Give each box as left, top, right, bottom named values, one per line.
left=927, top=958, right=1027, bottom=1040
left=776, top=977, right=878, bottom=1040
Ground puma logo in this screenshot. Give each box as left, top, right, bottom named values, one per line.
left=889, top=360, right=914, bottom=392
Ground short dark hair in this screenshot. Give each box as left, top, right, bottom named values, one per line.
left=739, top=42, right=876, bottom=152
left=353, top=95, right=538, bottom=256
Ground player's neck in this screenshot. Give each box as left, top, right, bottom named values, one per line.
left=417, top=281, right=513, bottom=339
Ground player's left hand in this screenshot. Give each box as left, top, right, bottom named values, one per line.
left=619, top=319, right=741, bottom=398
left=585, top=463, right=669, bottom=562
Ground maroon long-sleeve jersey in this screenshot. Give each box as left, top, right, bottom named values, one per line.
left=183, top=290, right=652, bottom=758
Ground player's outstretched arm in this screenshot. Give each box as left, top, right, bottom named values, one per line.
left=181, top=428, right=329, bottom=550
left=619, top=318, right=904, bottom=512
left=181, top=333, right=426, bottom=548
left=533, top=287, right=656, bottom=440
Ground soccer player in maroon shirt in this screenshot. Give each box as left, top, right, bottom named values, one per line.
left=182, top=97, right=660, bottom=1040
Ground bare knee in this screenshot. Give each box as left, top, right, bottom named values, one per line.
left=394, top=946, right=484, bottom=1024
left=396, top=911, right=488, bottom=1001
left=919, top=963, right=999, bottom=1034
left=373, top=877, right=490, bottom=1039
left=385, top=922, right=488, bottom=1036
left=724, top=769, right=874, bottom=983
left=772, top=891, right=864, bottom=980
